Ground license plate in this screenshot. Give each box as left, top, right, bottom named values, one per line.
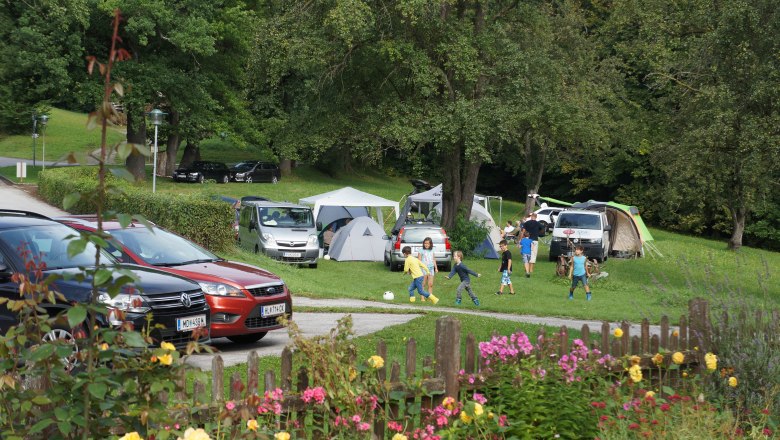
left=261, top=303, right=286, bottom=317
left=283, top=252, right=302, bottom=258
left=176, top=314, right=207, bottom=331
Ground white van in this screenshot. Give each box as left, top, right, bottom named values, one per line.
left=238, top=201, right=320, bottom=268
left=548, top=209, right=611, bottom=262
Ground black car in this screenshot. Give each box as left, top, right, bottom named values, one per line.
left=0, top=210, right=211, bottom=349
left=230, top=161, right=281, bottom=184
left=173, top=161, right=231, bottom=184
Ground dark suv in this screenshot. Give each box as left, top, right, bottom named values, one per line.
left=230, top=161, right=281, bottom=184
left=0, top=210, right=211, bottom=347
left=173, top=161, right=231, bottom=184
left=384, top=222, right=452, bottom=272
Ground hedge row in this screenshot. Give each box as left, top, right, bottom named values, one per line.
left=38, top=167, right=235, bottom=252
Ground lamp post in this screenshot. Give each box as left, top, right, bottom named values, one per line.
left=31, top=112, right=38, bottom=167
left=39, top=114, right=49, bottom=170
left=147, top=109, right=166, bottom=193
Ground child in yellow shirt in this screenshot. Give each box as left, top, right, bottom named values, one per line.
left=403, top=246, right=439, bottom=304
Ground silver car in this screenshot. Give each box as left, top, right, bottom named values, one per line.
left=384, top=223, right=452, bottom=272
left=238, top=201, right=319, bottom=268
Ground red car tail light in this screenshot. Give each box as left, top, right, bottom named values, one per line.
left=395, top=228, right=404, bottom=250
left=441, top=228, right=452, bottom=250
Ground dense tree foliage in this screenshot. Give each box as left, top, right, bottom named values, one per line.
left=1, top=0, right=778, bottom=248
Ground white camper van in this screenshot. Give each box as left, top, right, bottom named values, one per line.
left=238, top=201, right=319, bottom=268
left=548, top=209, right=611, bottom=262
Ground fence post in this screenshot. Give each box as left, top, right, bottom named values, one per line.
left=435, top=316, right=461, bottom=403
left=660, top=316, right=669, bottom=350
left=212, top=355, right=224, bottom=403
left=281, top=347, right=293, bottom=391
left=688, top=298, right=711, bottom=352
left=247, top=351, right=259, bottom=396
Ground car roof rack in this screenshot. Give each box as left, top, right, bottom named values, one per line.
left=0, top=209, right=51, bottom=220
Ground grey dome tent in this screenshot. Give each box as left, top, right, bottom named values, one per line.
left=327, top=217, right=388, bottom=262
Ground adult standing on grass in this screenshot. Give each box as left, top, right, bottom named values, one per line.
left=403, top=246, right=439, bottom=304
left=521, top=212, right=543, bottom=275
left=496, top=240, right=515, bottom=295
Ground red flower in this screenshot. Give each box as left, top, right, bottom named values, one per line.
left=763, top=428, right=773, bottom=436
left=762, top=409, right=770, bottom=415
left=651, top=420, right=659, bottom=425
left=628, top=423, right=640, bottom=430
left=600, top=415, right=609, bottom=422
left=618, top=415, right=627, bottom=420
left=660, top=404, right=671, bottom=412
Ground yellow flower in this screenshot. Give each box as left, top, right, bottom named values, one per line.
left=161, top=341, right=176, bottom=351
left=704, top=353, right=718, bottom=371
left=460, top=411, right=473, bottom=424
left=629, top=355, right=641, bottom=366
left=729, top=377, right=738, bottom=388
left=652, top=353, right=664, bottom=366
left=682, top=371, right=689, bottom=378
left=628, top=365, right=643, bottom=383
left=367, top=355, right=384, bottom=369
left=178, top=428, right=211, bottom=440
left=672, top=352, right=684, bottom=365
left=274, top=433, right=291, bottom=440
left=158, top=353, right=173, bottom=366
left=348, top=367, right=357, bottom=381
left=442, top=397, right=456, bottom=411
left=392, top=435, right=408, bottom=440
left=473, top=402, right=484, bottom=417
left=247, top=419, right=258, bottom=431
left=613, top=328, right=623, bottom=338
left=645, top=391, right=655, bottom=398
left=119, top=433, right=142, bottom=440
left=672, top=330, right=679, bottom=337
left=488, top=412, right=495, bottom=420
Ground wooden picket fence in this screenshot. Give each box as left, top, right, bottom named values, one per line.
left=173, top=298, right=715, bottom=437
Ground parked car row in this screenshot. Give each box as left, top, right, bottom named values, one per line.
left=0, top=210, right=292, bottom=352
left=173, top=160, right=281, bottom=184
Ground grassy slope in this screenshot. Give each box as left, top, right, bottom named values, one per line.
left=0, top=108, right=126, bottom=161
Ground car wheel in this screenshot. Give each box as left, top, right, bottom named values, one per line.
left=42, top=325, right=81, bottom=372
left=227, top=332, right=267, bottom=344
left=221, top=175, right=229, bottom=184
left=246, top=176, right=253, bottom=184
left=384, top=255, right=390, bottom=266
left=272, top=176, right=278, bottom=184
left=198, top=174, right=205, bottom=184
left=309, top=263, right=318, bottom=269
left=254, top=245, right=259, bottom=254
left=549, top=253, right=557, bottom=262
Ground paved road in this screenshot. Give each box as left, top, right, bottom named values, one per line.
left=0, top=181, right=66, bottom=216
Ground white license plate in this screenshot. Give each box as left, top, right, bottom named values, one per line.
left=283, top=252, right=302, bottom=258
left=176, top=314, right=207, bottom=331
left=261, top=303, right=286, bottom=317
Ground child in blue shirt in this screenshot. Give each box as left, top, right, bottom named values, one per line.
left=568, top=245, right=592, bottom=300
left=519, top=231, right=534, bottom=278
left=446, top=250, right=481, bottom=306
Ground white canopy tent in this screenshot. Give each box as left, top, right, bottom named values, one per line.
left=408, top=184, right=503, bottom=225
left=299, top=186, right=400, bottom=230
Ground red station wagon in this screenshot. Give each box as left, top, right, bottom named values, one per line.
left=58, top=216, right=292, bottom=344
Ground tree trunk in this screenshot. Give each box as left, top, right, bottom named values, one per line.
left=180, top=141, right=200, bottom=168
left=279, top=158, right=292, bottom=175
left=125, top=109, right=147, bottom=181
left=727, top=206, right=745, bottom=251
left=440, top=143, right=482, bottom=230
left=164, top=110, right=181, bottom=176
left=523, top=131, right=547, bottom=215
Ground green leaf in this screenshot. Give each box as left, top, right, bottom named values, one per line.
left=662, top=386, right=675, bottom=395
left=62, top=192, right=81, bottom=210
left=67, top=305, right=87, bottom=329
left=88, top=382, right=108, bottom=400
left=54, top=407, right=68, bottom=421
left=28, top=419, right=54, bottom=434
left=66, top=239, right=88, bottom=258
left=31, top=396, right=51, bottom=405
left=117, top=213, right=132, bottom=228
left=28, top=343, right=56, bottom=362
left=109, top=166, right=136, bottom=182
left=93, top=268, right=113, bottom=286
left=57, top=421, right=72, bottom=435
left=123, top=331, right=148, bottom=348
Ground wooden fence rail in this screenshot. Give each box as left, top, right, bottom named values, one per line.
left=177, top=298, right=717, bottom=437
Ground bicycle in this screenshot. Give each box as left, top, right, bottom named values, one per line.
left=554, top=235, right=601, bottom=278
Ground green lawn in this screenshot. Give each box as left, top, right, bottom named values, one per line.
left=0, top=108, right=125, bottom=161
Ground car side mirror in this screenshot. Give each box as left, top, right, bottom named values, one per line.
left=316, top=222, right=323, bottom=231
left=382, top=235, right=390, bottom=240
left=391, top=229, right=399, bottom=235
left=604, top=225, right=612, bottom=232
left=0, top=263, right=11, bottom=280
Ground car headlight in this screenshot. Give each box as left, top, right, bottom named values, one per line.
left=262, top=232, right=275, bottom=243
left=552, top=236, right=564, bottom=242
left=198, top=282, right=243, bottom=297
left=99, top=292, right=151, bottom=314
left=189, top=172, right=199, bottom=177
left=308, top=234, right=318, bottom=245
left=235, top=172, right=245, bottom=178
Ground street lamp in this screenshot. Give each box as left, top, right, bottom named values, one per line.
left=31, top=112, right=38, bottom=167
left=147, top=109, right=166, bottom=193
left=38, top=114, right=49, bottom=170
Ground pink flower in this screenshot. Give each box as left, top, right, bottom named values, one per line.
left=436, top=415, right=448, bottom=426
left=302, top=387, right=326, bottom=404
left=498, top=415, right=508, bottom=427
left=387, top=421, right=403, bottom=432
left=357, top=422, right=370, bottom=432
left=352, top=414, right=362, bottom=423
left=225, top=401, right=235, bottom=411
left=763, top=428, right=773, bottom=436
left=472, top=393, right=487, bottom=404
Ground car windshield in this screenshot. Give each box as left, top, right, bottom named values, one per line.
left=232, top=161, right=256, bottom=171
left=401, top=229, right=446, bottom=243
left=259, top=207, right=314, bottom=228
left=556, top=213, right=601, bottom=230
left=110, top=226, right=219, bottom=266
left=0, top=224, right=114, bottom=269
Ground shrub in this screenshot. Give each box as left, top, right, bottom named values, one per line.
left=448, top=216, right=490, bottom=258
left=38, top=167, right=234, bottom=251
